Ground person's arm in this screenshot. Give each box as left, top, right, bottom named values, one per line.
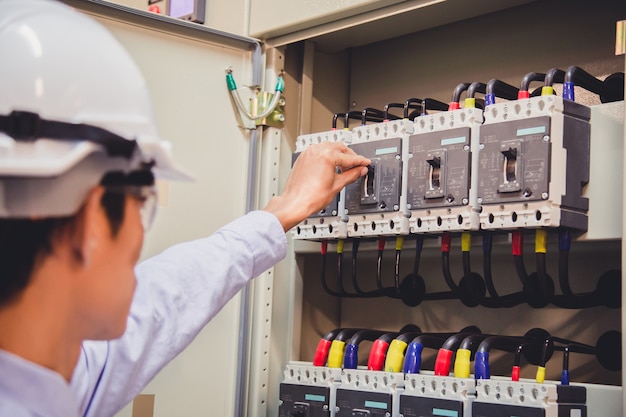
left=72, top=210, right=287, bottom=417
left=69, top=141, right=370, bottom=416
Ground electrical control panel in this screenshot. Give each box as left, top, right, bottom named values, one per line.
left=408, top=108, right=482, bottom=233
left=478, top=96, right=590, bottom=230
left=291, top=130, right=353, bottom=240
left=344, top=120, right=411, bottom=237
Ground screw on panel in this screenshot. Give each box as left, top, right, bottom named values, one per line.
left=323, top=405, right=329, bottom=411
left=541, top=192, right=549, bottom=199
left=479, top=144, right=485, bottom=150
left=477, top=197, right=483, bottom=204
left=407, top=204, right=412, bottom=209
left=462, top=198, right=469, bottom=205
left=543, top=135, right=550, bottom=142
left=463, top=145, right=470, bottom=151
left=332, top=210, right=337, bottom=216
left=336, top=406, right=340, bottom=412
left=393, top=204, right=399, bottom=210
left=385, top=413, right=391, bottom=417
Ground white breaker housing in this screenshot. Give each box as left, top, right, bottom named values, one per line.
left=477, top=96, right=591, bottom=231
left=291, top=130, right=353, bottom=240
left=407, top=108, right=483, bottom=234
left=345, top=120, right=412, bottom=237
left=335, top=368, right=405, bottom=416
left=472, top=378, right=586, bottom=417
left=279, top=363, right=342, bottom=417
left=401, top=373, right=476, bottom=417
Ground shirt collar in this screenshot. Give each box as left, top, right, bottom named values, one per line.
left=0, top=349, right=80, bottom=417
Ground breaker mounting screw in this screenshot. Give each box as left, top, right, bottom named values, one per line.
left=541, top=192, right=549, bottom=199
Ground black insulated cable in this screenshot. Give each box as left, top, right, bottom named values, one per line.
left=544, top=68, right=566, bottom=88
left=519, top=72, right=546, bottom=98
left=396, top=235, right=426, bottom=307
left=485, top=79, right=520, bottom=105
left=343, top=110, right=384, bottom=129
left=450, top=82, right=472, bottom=109
left=480, top=233, right=525, bottom=308
left=466, top=82, right=486, bottom=99
left=320, top=241, right=343, bottom=297
left=441, top=233, right=485, bottom=307
left=552, top=230, right=621, bottom=309
left=361, top=107, right=397, bottom=125
left=563, top=66, right=625, bottom=103
left=383, top=102, right=405, bottom=121
left=332, top=112, right=346, bottom=129
left=403, top=98, right=423, bottom=119
left=512, top=231, right=551, bottom=308
left=320, top=240, right=383, bottom=299
left=601, top=72, right=625, bottom=103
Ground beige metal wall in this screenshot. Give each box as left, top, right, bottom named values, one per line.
left=68, top=5, right=257, bottom=417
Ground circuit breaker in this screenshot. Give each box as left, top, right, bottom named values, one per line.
left=335, top=369, right=404, bottom=416
left=407, top=107, right=482, bottom=233
left=344, top=120, right=411, bottom=237
left=477, top=96, right=590, bottom=230
left=279, top=364, right=341, bottom=417
left=471, top=379, right=586, bottom=417
left=291, top=130, right=352, bottom=240
left=400, top=374, right=475, bottom=417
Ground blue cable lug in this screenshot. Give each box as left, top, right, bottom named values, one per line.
left=343, top=344, right=359, bottom=369
left=563, top=81, right=575, bottom=101
left=403, top=342, right=424, bottom=374
left=474, top=351, right=490, bottom=379
left=561, top=370, right=570, bottom=385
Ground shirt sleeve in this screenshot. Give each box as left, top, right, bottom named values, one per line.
left=70, top=210, right=287, bottom=417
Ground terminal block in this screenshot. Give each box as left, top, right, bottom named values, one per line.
left=472, top=379, right=586, bottom=417
left=344, top=120, right=411, bottom=237
left=407, top=108, right=482, bottom=233
left=335, top=369, right=404, bottom=417
left=401, top=374, right=476, bottom=417
left=279, top=363, right=342, bottom=417
left=291, top=130, right=352, bottom=240
left=477, top=96, right=590, bottom=230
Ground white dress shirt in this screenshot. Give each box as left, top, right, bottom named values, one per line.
left=0, top=210, right=287, bottom=417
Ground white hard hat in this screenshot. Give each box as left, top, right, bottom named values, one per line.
left=0, top=0, right=193, bottom=218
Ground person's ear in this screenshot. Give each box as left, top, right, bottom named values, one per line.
left=69, top=186, right=107, bottom=267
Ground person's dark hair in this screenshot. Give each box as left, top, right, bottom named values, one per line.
left=0, top=171, right=142, bottom=306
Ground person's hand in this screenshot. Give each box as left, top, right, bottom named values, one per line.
left=263, top=141, right=370, bottom=231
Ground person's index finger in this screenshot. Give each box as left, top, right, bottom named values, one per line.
left=335, top=153, right=371, bottom=170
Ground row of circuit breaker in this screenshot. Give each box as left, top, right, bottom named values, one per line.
left=291, top=67, right=625, bottom=240
left=279, top=326, right=622, bottom=417
left=280, top=365, right=588, bottom=417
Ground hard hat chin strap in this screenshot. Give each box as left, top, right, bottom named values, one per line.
left=0, top=110, right=137, bottom=158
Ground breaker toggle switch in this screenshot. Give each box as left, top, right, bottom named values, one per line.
left=361, top=162, right=379, bottom=205
left=289, top=402, right=309, bottom=417
left=498, top=141, right=522, bottom=193
left=425, top=151, right=445, bottom=199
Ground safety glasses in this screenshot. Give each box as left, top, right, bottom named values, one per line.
left=105, top=185, right=158, bottom=231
